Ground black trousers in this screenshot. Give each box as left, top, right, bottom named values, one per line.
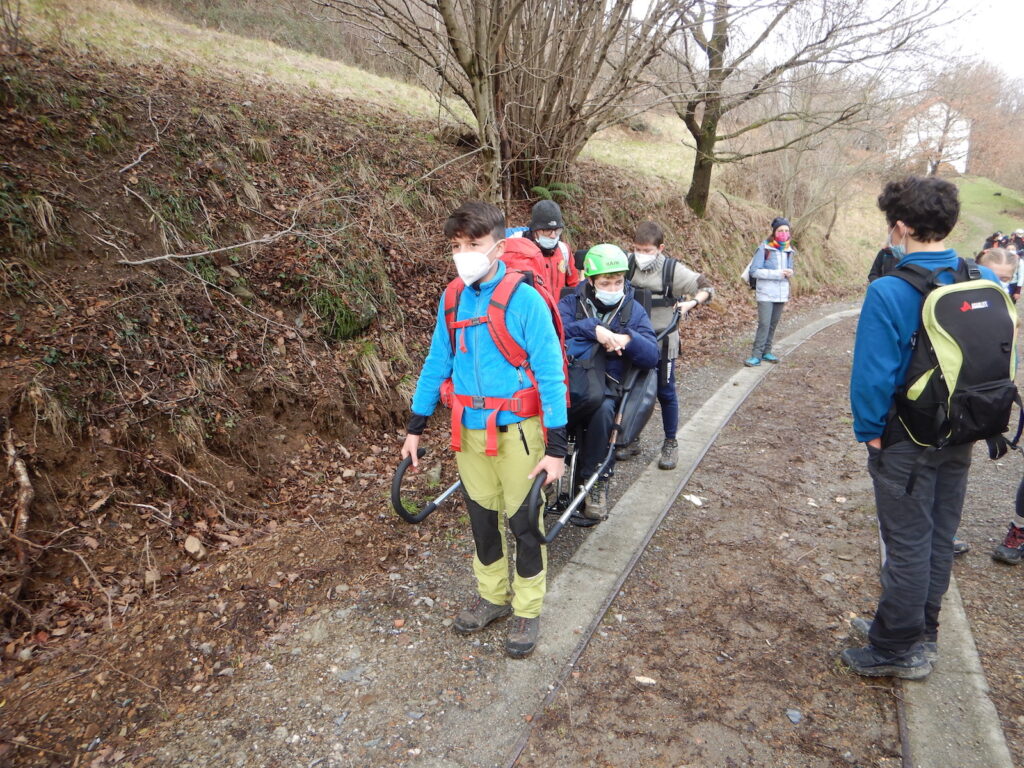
left=572, top=395, right=617, bottom=482
left=866, top=440, right=972, bottom=653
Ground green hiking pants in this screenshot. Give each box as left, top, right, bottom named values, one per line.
left=455, top=416, right=547, bottom=618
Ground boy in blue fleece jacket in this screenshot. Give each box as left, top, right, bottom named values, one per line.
left=401, top=201, right=567, bottom=659
left=844, top=176, right=999, bottom=680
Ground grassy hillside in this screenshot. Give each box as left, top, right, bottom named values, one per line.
left=951, top=176, right=1024, bottom=255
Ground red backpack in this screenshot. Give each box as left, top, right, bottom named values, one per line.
left=440, top=241, right=568, bottom=456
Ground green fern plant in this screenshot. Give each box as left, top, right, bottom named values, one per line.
left=529, top=181, right=581, bottom=203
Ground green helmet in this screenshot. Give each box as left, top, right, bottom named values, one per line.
left=583, top=244, right=629, bottom=277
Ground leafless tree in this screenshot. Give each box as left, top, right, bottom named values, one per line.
left=311, top=0, right=691, bottom=201
left=1, top=0, right=23, bottom=49
left=660, top=0, right=955, bottom=217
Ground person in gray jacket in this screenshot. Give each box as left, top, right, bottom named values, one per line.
left=745, top=217, right=794, bottom=367
left=618, top=221, right=714, bottom=469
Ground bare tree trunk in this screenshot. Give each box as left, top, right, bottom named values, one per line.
left=686, top=118, right=719, bottom=218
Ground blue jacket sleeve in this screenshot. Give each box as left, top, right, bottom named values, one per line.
left=410, top=294, right=454, bottom=418
left=850, top=284, right=903, bottom=442
left=513, top=287, right=567, bottom=429
left=621, top=301, right=659, bottom=369
left=559, top=293, right=600, bottom=342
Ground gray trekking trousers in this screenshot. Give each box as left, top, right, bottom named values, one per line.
left=751, top=301, right=785, bottom=357
left=865, top=440, right=972, bottom=653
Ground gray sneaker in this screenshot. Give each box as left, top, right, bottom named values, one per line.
left=658, top=438, right=678, bottom=470
left=614, top=443, right=641, bottom=461
left=453, top=596, right=511, bottom=634
left=850, top=616, right=937, bottom=664
left=505, top=615, right=540, bottom=658
left=583, top=480, right=608, bottom=520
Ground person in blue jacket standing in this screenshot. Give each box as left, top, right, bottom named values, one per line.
left=401, top=201, right=567, bottom=659
left=844, top=176, right=1000, bottom=679
left=745, top=217, right=795, bottom=366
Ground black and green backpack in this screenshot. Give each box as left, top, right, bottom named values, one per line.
left=892, top=258, right=1022, bottom=452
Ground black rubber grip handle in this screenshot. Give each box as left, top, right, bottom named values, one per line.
left=391, top=448, right=436, bottom=523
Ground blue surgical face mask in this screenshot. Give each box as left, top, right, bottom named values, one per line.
left=595, top=288, right=624, bottom=306
left=887, top=226, right=906, bottom=261
left=537, top=235, right=560, bottom=250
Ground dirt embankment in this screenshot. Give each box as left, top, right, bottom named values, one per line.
left=0, top=42, right=804, bottom=765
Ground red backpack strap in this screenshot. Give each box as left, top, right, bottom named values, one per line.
left=442, top=278, right=464, bottom=353
left=486, top=272, right=529, bottom=368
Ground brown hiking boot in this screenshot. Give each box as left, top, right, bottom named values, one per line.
left=505, top=615, right=540, bottom=658
left=582, top=480, right=608, bottom=520
left=453, top=596, right=511, bottom=634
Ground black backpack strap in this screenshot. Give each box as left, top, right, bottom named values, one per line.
left=620, top=294, right=635, bottom=327
left=889, top=262, right=940, bottom=294
left=961, top=257, right=981, bottom=280
left=662, top=257, right=677, bottom=301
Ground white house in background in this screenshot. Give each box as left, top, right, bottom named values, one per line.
left=891, top=101, right=972, bottom=175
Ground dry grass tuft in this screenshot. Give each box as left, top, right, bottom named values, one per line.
left=202, top=111, right=224, bottom=135
left=170, top=409, right=206, bottom=461
left=28, top=194, right=56, bottom=237
left=244, top=135, right=273, bottom=163
left=24, top=378, right=71, bottom=447
left=240, top=180, right=261, bottom=210
left=356, top=342, right=390, bottom=400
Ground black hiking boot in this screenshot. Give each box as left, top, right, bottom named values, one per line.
left=952, top=537, right=970, bottom=556
left=615, top=443, right=641, bottom=462
left=505, top=616, right=540, bottom=658
left=453, top=596, right=511, bottom=634
left=840, top=644, right=931, bottom=680
left=850, top=617, right=938, bottom=664
left=992, top=523, right=1024, bottom=564
left=658, top=438, right=678, bottom=470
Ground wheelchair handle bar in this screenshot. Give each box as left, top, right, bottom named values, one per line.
left=390, top=448, right=461, bottom=523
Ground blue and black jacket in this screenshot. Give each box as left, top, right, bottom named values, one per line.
left=558, top=282, right=659, bottom=386
left=850, top=249, right=999, bottom=442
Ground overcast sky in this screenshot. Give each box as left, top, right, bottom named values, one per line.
left=936, top=0, right=1022, bottom=82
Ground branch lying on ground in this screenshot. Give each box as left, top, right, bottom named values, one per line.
left=4, top=426, right=34, bottom=565
left=117, top=213, right=299, bottom=265
left=118, top=146, right=154, bottom=174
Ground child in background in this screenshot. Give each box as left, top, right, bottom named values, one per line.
left=976, top=248, right=1024, bottom=564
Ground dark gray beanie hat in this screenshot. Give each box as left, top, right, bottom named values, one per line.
left=770, top=216, right=790, bottom=233
left=530, top=200, right=564, bottom=230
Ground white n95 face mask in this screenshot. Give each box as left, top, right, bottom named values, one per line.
left=634, top=251, right=658, bottom=270
left=452, top=241, right=500, bottom=286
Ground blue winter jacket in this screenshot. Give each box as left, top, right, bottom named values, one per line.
left=411, top=261, right=568, bottom=429
left=558, top=283, right=659, bottom=386
left=850, top=250, right=999, bottom=442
